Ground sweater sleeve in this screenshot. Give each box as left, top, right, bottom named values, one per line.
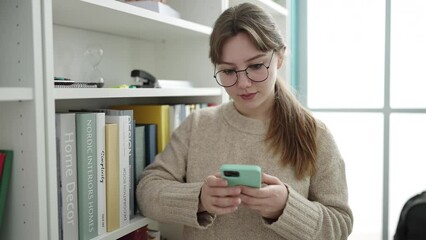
left=264, top=124, right=353, bottom=240
left=136, top=112, right=215, bottom=229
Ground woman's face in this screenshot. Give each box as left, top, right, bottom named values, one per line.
left=217, top=32, right=284, bottom=120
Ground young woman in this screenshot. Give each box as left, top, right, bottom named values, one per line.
left=137, top=3, right=353, bottom=239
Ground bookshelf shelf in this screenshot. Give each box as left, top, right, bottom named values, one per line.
left=53, top=0, right=212, bottom=41
left=54, top=87, right=222, bottom=100
left=91, top=216, right=155, bottom=240
left=0, top=87, right=33, bottom=101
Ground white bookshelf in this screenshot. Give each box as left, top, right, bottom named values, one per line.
left=0, top=0, right=49, bottom=239
left=0, top=0, right=289, bottom=240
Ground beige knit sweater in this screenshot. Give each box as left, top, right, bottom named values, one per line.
left=137, top=102, right=353, bottom=240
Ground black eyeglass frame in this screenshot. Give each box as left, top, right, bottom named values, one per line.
left=213, top=51, right=275, bottom=88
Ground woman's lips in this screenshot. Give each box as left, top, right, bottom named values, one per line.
left=240, top=92, right=256, bottom=100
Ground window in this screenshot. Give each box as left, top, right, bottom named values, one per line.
left=390, top=0, right=426, bottom=108
left=313, top=112, right=383, bottom=239
left=307, top=0, right=385, bottom=109
left=301, top=0, right=426, bottom=239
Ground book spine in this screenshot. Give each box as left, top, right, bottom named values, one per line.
left=119, top=116, right=131, bottom=227
left=76, top=113, right=98, bottom=240
left=105, top=123, right=120, bottom=232
left=144, top=124, right=157, bottom=167
left=56, top=113, right=79, bottom=240
left=104, top=109, right=134, bottom=219
left=134, top=125, right=146, bottom=183
left=0, top=150, right=13, bottom=229
left=130, top=120, right=135, bottom=217
left=95, top=113, right=106, bottom=235
left=105, top=115, right=130, bottom=228
left=168, top=105, right=175, bottom=139
left=0, top=153, right=5, bottom=179
left=134, top=125, right=146, bottom=214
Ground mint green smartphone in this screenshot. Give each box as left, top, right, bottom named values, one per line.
left=220, top=164, right=262, bottom=188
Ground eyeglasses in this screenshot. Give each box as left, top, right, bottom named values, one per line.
left=214, top=51, right=275, bottom=88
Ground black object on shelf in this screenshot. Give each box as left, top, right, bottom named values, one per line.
left=130, top=69, right=158, bottom=88
left=54, top=78, right=102, bottom=88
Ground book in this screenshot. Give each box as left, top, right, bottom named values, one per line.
left=104, top=109, right=135, bottom=220
left=105, top=123, right=120, bottom=232
left=142, top=124, right=157, bottom=167
left=70, top=108, right=134, bottom=221
left=95, top=112, right=106, bottom=235
left=134, top=125, right=146, bottom=182
left=171, top=104, right=185, bottom=134
left=55, top=113, right=79, bottom=240
left=0, top=153, right=5, bottom=179
left=168, top=105, right=175, bottom=139
left=131, top=120, right=136, bottom=215
left=118, top=224, right=148, bottom=240
left=76, top=113, right=98, bottom=240
left=0, top=150, right=13, bottom=228
left=113, top=105, right=169, bottom=153
left=105, top=115, right=130, bottom=228
left=134, top=124, right=145, bottom=214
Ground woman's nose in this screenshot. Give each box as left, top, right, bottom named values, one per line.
left=236, top=71, right=252, bottom=88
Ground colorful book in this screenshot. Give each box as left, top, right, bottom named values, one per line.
left=119, top=225, right=148, bottom=240
left=113, top=105, right=169, bottom=153
left=142, top=124, right=157, bottom=167
left=0, top=150, right=13, bottom=228
left=105, top=123, right=120, bottom=232
left=76, top=113, right=98, bottom=240
left=95, top=112, right=106, bottom=235
left=0, top=153, right=5, bottom=179
left=105, top=115, right=130, bottom=228
left=56, top=113, right=79, bottom=240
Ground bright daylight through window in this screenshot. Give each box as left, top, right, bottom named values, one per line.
left=305, top=0, right=426, bottom=240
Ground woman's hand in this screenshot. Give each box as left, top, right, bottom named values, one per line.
left=240, top=173, right=289, bottom=220
left=199, top=173, right=242, bottom=215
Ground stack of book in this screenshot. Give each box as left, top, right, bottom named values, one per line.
left=55, top=103, right=211, bottom=239
left=56, top=110, right=134, bottom=240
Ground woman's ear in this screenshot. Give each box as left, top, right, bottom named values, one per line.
left=276, top=48, right=285, bottom=68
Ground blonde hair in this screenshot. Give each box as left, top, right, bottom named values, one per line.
left=210, top=3, right=317, bottom=179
